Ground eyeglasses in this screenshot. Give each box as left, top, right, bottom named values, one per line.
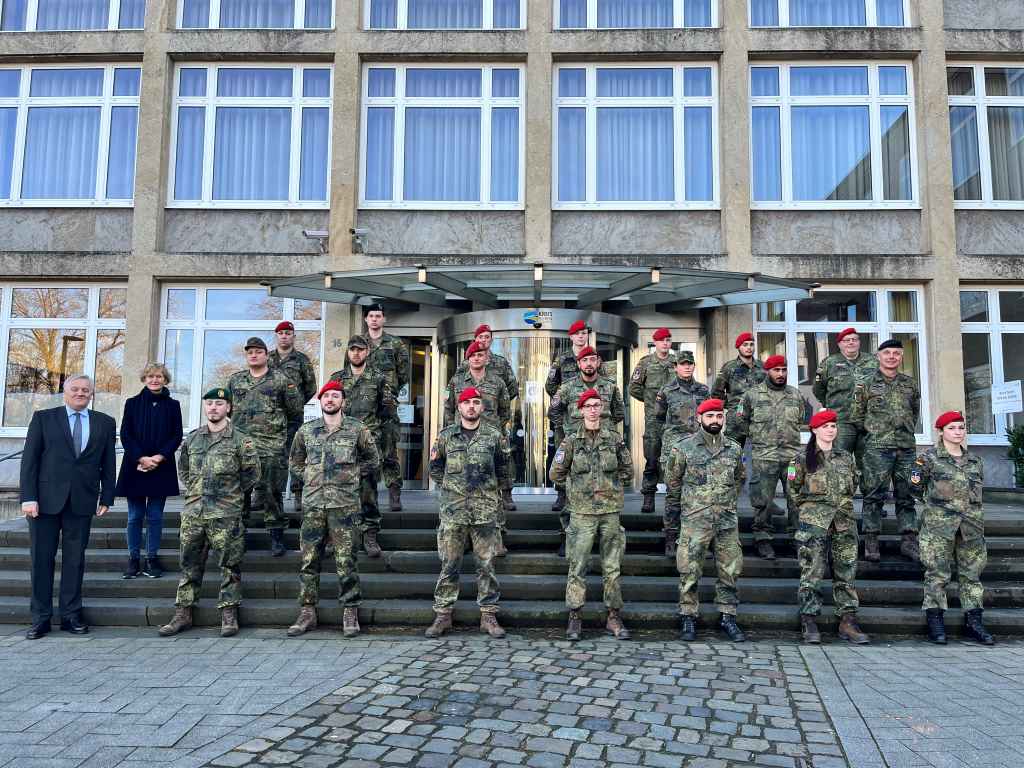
left=581, top=403, right=602, bottom=410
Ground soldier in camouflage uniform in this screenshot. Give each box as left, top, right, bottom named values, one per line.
left=734, top=355, right=810, bottom=560
left=654, top=351, right=710, bottom=558
left=550, top=388, right=633, bottom=641
left=159, top=388, right=260, bottom=639
left=711, top=332, right=766, bottom=445
left=269, top=321, right=318, bottom=514
left=548, top=346, right=625, bottom=555
left=330, top=334, right=395, bottom=559
left=628, top=328, right=676, bottom=515
left=850, top=339, right=921, bottom=563
left=912, top=411, right=994, bottom=646
left=286, top=381, right=380, bottom=639
left=665, top=399, right=748, bottom=643
left=787, top=409, right=869, bottom=645
left=364, top=304, right=410, bottom=512
left=425, top=386, right=512, bottom=639
left=228, top=337, right=305, bottom=557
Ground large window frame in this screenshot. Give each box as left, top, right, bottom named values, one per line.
left=364, top=0, right=525, bottom=29
left=554, top=0, right=717, bottom=29
left=749, top=0, right=908, bottom=27
left=0, top=0, right=144, bottom=30
left=749, top=61, right=919, bottom=210
left=176, top=0, right=334, bottom=29
left=167, top=63, right=333, bottom=210
left=551, top=62, right=720, bottom=211
left=359, top=63, right=526, bottom=211
left=0, top=63, right=141, bottom=207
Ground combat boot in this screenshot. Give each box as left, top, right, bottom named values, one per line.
left=838, top=613, right=870, bottom=644
left=719, top=614, right=747, bottom=642
left=552, top=488, right=566, bottom=512
left=221, top=606, right=239, bottom=637
left=606, top=609, right=631, bottom=640
left=664, top=528, right=678, bottom=559
left=963, top=609, right=995, bottom=646
left=424, top=611, right=452, bottom=638
left=502, top=488, right=516, bottom=511
left=756, top=541, right=776, bottom=560
left=801, top=615, right=821, bottom=645
left=480, top=612, right=506, bottom=638
left=495, top=532, right=508, bottom=558
left=925, top=608, right=947, bottom=644
left=557, top=530, right=566, bottom=558
left=863, top=533, right=880, bottom=562
left=389, top=484, right=402, bottom=512
left=641, top=493, right=655, bottom=514
left=342, top=607, right=360, bottom=638
left=293, top=496, right=302, bottom=514
left=158, top=606, right=192, bottom=637
left=566, top=610, right=582, bottom=641
left=270, top=528, right=286, bottom=557
left=249, top=492, right=265, bottom=512
left=678, top=615, right=696, bottom=642
left=364, top=530, right=382, bottom=559
left=900, top=532, right=920, bottom=563
left=288, top=606, right=317, bottom=637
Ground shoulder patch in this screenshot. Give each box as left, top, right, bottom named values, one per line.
left=430, top=445, right=439, bottom=461
left=554, top=448, right=565, bottom=465
left=910, top=468, right=922, bottom=485
left=631, top=367, right=643, bottom=381
left=787, top=464, right=797, bottom=481
left=551, top=394, right=560, bottom=407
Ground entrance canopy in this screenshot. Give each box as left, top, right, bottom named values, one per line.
left=266, top=264, right=815, bottom=312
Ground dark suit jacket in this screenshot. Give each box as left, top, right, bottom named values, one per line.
left=20, top=406, right=117, bottom=516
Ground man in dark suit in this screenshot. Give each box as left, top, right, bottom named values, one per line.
left=20, top=374, right=117, bottom=639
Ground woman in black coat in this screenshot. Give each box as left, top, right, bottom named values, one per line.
left=115, top=362, right=183, bottom=579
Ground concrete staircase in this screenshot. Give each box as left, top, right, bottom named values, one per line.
left=1, top=492, right=1023, bottom=637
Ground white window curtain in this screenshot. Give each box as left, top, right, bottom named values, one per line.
left=106, top=106, right=139, bottom=199
left=299, top=108, right=329, bottom=200
left=181, top=0, right=210, bottom=26
left=750, top=0, right=778, bottom=25
left=791, top=106, right=871, bottom=200
left=0, top=109, right=17, bottom=199
left=684, top=0, right=711, bottom=25
left=219, top=0, right=293, bottom=27
left=598, top=0, right=672, bottom=28
left=876, top=0, right=903, bottom=24
left=369, top=0, right=397, bottom=26
left=752, top=107, right=782, bottom=200
left=304, top=0, right=331, bottom=26
left=0, top=0, right=28, bottom=29
left=597, top=108, right=673, bottom=201
left=949, top=106, right=982, bottom=200
left=37, top=0, right=109, bottom=30
left=559, top=0, right=585, bottom=26
left=881, top=105, right=911, bottom=199
left=490, top=107, right=518, bottom=201
left=119, top=0, right=145, bottom=26
left=685, top=106, right=713, bottom=200
left=408, top=0, right=482, bottom=28
left=404, top=107, right=481, bottom=201
left=364, top=108, right=394, bottom=200
left=597, top=68, right=673, bottom=97
left=790, top=0, right=865, bottom=26
left=557, top=107, right=585, bottom=201
left=22, top=107, right=100, bottom=199
left=173, top=107, right=205, bottom=200
left=493, top=0, right=518, bottom=27
left=988, top=107, right=1024, bottom=200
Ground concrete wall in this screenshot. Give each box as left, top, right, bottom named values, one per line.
left=943, top=0, right=1024, bottom=30
left=163, top=211, right=330, bottom=255
left=355, top=211, right=525, bottom=256
left=751, top=211, right=923, bottom=256
left=0, top=210, right=133, bottom=256
left=956, top=211, right=1024, bottom=257
left=552, top=212, right=722, bottom=257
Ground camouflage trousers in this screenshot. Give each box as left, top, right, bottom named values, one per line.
left=298, top=507, right=361, bottom=608
left=658, top=429, right=689, bottom=530
left=677, top=513, right=743, bottom=616
left=358, top=435, right=386, bottom=534
left=641, top=425, right=663, bottom=496
left=921, top=523, right=987, bottom=612
left=285, top=419, right=303, bottom=496
left=175, top=515, right=245, bottom=609
left=382, top=419, right=403, bottom=490
left=433, top=522, right=500, bottom=614
left=861, top=447, right=918, bottom=534
left=565, top=513, right=626, bottom=611
left=246, top=450, right=287, bottom=530
left=797, top=520, right=859, bottom=617
left=551, top=426, right=571, bottom=532
left=835, top=423, right=865, bottom=486
left=749, top=458, right=799, bottom=543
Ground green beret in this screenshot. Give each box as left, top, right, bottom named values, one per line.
left=348, top=334, right=369, bottom=349
left=202, top=387, right=231, bottom=402
left=676, top=351, right=695, bottom=364
left=244, top=336, right=268, bottom=351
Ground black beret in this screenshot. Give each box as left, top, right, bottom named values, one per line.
left=878, top=339, right=904, bottom=351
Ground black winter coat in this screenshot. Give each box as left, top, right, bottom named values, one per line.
left=114, top=387, right=183, bottom=498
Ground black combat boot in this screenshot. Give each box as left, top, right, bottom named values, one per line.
left=963, top=609, right=995, bottom=646
left=641, top=493, right=655, bottom=514
left=270, top=528, right=286, bottom=557
left=557, top=531, right=566, bottom=558
left=664, top=528, right=678, bottom=559
left=756, top=541, right=776, bottom=560
left=719, top=614, right=747, bottom=642
left=925, top=608, right=947, bottom=644
left=388, top=484, right=402, bottom=512
left=552, top=488, right=566, bottom=512
left=678, top=615, right=696, bottom=642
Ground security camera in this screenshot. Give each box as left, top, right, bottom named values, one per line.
left=350, top=228, right=368, bottom=236
left=350, top=228, right=369, bottom=255
left=302, top=229, right=329, bottom=255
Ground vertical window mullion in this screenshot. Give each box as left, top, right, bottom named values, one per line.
left=393, top=67, right=406, bottom=204
left=26, top=0, right=38, bottom=31
left=868, top=68, right=884, bottom=203
left=0, top=287, right=11, bottom=428
left=779, top=0, right=788, bottom=27
left=587, top=0, right=597, bottom=28
left=397, top=0, right=408, bottom=28
left=990, top=289, right=1009, bottom=436
left=94, top=67, right=114, bottom=202
left=288, top=68, right=302, bottom=203
left=211, top=0, right=221, bottom=27
left=585, top=67, right=598, bottom=203
left=482, top=0, right=493, bottom=29
left=296, top=0, right=305, bottom=28
left=673, top=0, right=683, bottom=28
left=866, top=0, right=877, bottom=26
left=9, top=68, right=30, bottom=204
left=673, top=66, right=685, bottom=204
left=202, top=66, right=216, bottom=203
left=481, top=68, right=492, bottom=204
left=779, top=66, right=793, bottom=204
left=975, top=66, right=995, bottom=203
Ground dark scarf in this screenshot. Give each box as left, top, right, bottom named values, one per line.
left=137, top=386, right=170, bottom=451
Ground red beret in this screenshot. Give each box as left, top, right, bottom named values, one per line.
left=735, top=332, right=754, bottom=348
left=577, top=388, right=602, bottom=410
left=318, top=380, right=343, bottom=399
left=275, top=321, right=294, bottom=333
left=465, top=341, right=485, bottom=359
left=576, top=345, right=599, bottom=361
left=458, top=387, right=481, bottom=403
left=935, top=411, right=965, bottom=430
left=568, top=320, right=588, bottom=335
left=764, top=354, right=787, bottom=370
left=474, top=324, right=491, bottom=338
left=652, top=327, right=671, bottom=341
left=696, top=398, right=725, bottom=415
left=837, top=327, right=858, bottom=342
left=809, top=409, right=838, bottom=430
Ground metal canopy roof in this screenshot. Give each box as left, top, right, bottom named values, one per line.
left=265, top=264, right=815, bottom=312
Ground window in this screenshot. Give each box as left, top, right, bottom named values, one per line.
left=366, top=0, right=523, bottom=29
left=555, top=0, right=715, bottom=28
left=178, top=0, right=332, bottom=28
left=0, top=285, right=126, bottom=432
left=948, top=65, right=1024, bottom=207
left=754, top=286, right=930, bottom=440
left=0, top=0, right=144, bottom=30
left=0, top=65, right=141, bottom=206
left=361, top=65, right=524, bottom=209
left=159, top=286, right=324, bottom=429
left=959, top=288, right=1024, bottom=442
left=553, top=63, right=718, bottom=209
left=169, top=65, right=332, bottom=208
left=750, top=0, right=905, bottom=26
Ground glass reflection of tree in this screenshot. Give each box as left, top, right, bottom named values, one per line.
left=11, top=287, right=88, bottom=319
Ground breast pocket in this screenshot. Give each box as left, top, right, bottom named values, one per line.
left=446, top=448, right=466, bottom=474
left=687, top=458, right=709, bottom=485
left=601, top=452, right=619, bottom=472
left=806, top=473, right=827, bottom=495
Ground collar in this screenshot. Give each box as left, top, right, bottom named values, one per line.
left=65, top=405, right=89, bottom=419
left=700, top=428, right=723, bottom=449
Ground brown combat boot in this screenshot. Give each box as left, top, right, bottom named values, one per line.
left=364, top=530, right=382, bottom=559
left=606, top=609, right=631, bottom=640
left=424, top=611, right=452, bottom=638
left=388, top=484, right=402, bottom=512
left=900, top=532, right=920, bottom=563
left=756, top=540, right=776, bottom=560
left=641, top=493, right=655, bottom=514
left=158, top=606, right=192, bottom=637
left=801, top=615, right=821, bottom=644
left=502, top=488, right=516, bottom=511
left=664, top=528, right=678, bottom=559
left=220, top=606, right=239, bottom=637
left=342, top=607, right=360, bottom=638
left=480, top=612, right=506, bottom=638
left=288, top=606, right=317, bottom=637
left=495, top=532, right=508, bottom=558
left=863, top=533, right=880, bottom=562
left=838, top=613, right=870, bottom=644
left=566, top=610, right=582, bottom=641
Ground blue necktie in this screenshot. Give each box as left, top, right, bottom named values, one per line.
left=72, top=412, right=83, bottom=457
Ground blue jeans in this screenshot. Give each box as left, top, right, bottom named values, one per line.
left=126, top=496, right=167, bottom=558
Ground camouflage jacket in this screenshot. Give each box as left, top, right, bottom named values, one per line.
left=366, top=332, right=410, bottom=393
left=849, top=370, right=920, bottom=450
left=786, top=447, right=858, bottom=531
left=911, top=443, right=984, bottom=538
left=329, top=367, right=396, bottom=435
left=227, top=368, right=305, bottom=454
left=549, top=375, right=625, bottom=435
left=443, top=368, right=511, bottom=430
left=628, top=351, right=677, bottom=421
left=429, top=423, right=512, bottom=525
left=289, top=416, right=380, bottom=513
left=455, top=352, right=518, bottom=401
left=179, top=422, right=261, bottom=520
left=545, top=348, right=607, bottom=397
left=812, top=352, right=878, bottom=417
left=711, top=356, right=766, bottom=412
left=549, top=425, right=633, bottom=516
left=665, top=430, right=746, bottom=521
left=654, top=377, right=710, bottom=444
left=736, top=381, right=810, bottom=462
left=268, top=348, right=318, bottom=411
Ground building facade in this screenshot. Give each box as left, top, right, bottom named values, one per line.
left=0, top=0, right=1022, bottom=488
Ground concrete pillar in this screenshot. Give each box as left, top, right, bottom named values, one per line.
left=524, top=0, right=553, bottom=262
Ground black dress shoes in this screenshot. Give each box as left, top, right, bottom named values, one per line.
left=26, top=621, right=51, bottom=640
left=60, top=618, right=89, bottom=635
